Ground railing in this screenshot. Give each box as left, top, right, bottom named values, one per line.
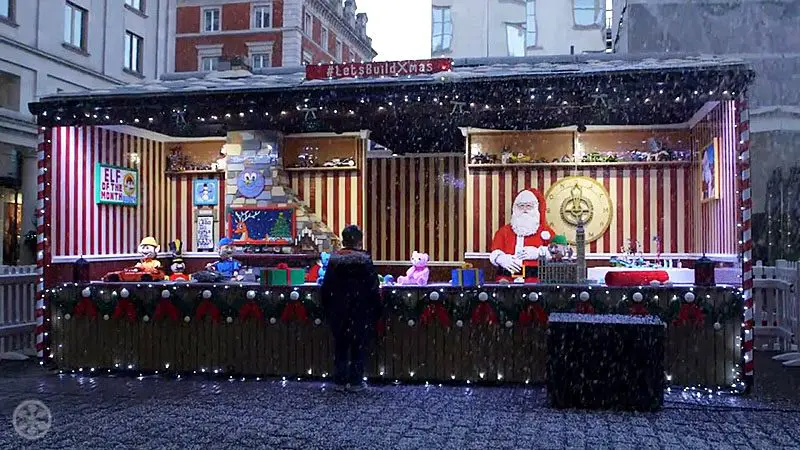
left=753, top=260, right=800, bottom=367
left=0, top=265, right=39, bottom=358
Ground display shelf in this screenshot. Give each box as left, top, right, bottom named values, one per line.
left=467, top=161, right=692, bottom=169
left=284, top=166, right=359, bottom=172
left=165, top=169, right=224, bottom=176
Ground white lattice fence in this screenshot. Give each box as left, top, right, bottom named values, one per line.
left=753, top=260, right=800, bottom=367
left=0, top=265, right=39, bottom=358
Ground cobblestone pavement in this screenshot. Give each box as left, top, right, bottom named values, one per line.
left=1, top=357, right=799, bottom=449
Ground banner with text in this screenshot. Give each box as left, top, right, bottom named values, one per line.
left=95, top=163, right=138, bottom=206
left=305, top=59, right=453, bottom=81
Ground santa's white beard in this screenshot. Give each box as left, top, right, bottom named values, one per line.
left=511, top=211, right=540, bottom=237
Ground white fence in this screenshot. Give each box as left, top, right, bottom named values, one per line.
left=753, top=260, right=800, bottom=367
left=0, top=265, right=38, bottom=358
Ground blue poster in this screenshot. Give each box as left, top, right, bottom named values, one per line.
left=193, top=179, right=219, bottom=206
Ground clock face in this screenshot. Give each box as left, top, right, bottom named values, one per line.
left=545, top=176, right=612, bottom=243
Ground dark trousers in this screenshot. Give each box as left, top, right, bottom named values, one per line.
left=333, top=324, right=369, bottom=385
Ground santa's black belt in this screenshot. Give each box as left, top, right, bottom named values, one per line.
left=500, top=266, right=539, bottom=278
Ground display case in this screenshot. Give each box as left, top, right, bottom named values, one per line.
left=165, top=139, right=227, bottom=176
left=282, top=134, right=363, bottom=171
left=467, top=128, right=693, bottom=168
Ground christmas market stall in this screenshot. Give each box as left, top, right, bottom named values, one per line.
left=29, top=54, right=755, bottom=390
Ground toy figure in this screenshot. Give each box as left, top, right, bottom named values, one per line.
left=397, top=251, right=430, bottom=286
left=547, top=235, right=573, bottom=262
left=306, top=251, right=330, bottom=282
left=205, top=237, right=242, bottom=280
left=135, top=237, right=162, bottom=272
left=168, top=239, right=190, bottom=281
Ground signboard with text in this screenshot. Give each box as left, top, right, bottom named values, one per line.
left=95, top=163, right=138, bottom=206
left=305, top=58, right=453, bottom=81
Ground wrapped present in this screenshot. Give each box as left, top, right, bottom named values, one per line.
left=451, top=263, right=484, bottom=287
left=262, top=263, right=306, bottom=286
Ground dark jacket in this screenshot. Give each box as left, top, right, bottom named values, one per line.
left=320, top=248, right=382, bottom=334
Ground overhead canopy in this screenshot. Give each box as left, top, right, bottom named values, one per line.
left=29, top=54, right=754, bottom=152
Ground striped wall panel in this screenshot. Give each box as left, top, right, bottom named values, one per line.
left=288, top=170, right=363, bottom=238
left=366, top=155, right=466, bottom=263
left=694, top=101, right=739, bottom=255
left=466, top=165, right=695, bottom=255
left=50, top=127, right=224, bottom=256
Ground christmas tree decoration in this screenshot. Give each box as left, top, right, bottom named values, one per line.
left=270, top=212, right=292, bottom=239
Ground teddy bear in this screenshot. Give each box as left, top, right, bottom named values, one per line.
left=397, top=251, right=430, bottom=286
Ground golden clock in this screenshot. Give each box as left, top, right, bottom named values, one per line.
left=545, top=176, right=612, bottom=243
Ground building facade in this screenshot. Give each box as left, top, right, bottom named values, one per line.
left=0, top=0, right=170, bottom=264
left=173, top=0, right=376, bottom=72
left=431, top=0, right=609, bottom=58
left=610, top=0, right=800, bottom=262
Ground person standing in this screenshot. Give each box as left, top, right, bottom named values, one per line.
left=320, top=225, right=382, bottom=392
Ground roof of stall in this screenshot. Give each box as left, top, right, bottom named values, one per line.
left=29, top=53, right=754, bottom=153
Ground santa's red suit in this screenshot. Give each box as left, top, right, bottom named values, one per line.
left=489, top=189, right=555, bottom=283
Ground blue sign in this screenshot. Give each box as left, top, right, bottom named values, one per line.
left=193, top=179, right=219, bottom=206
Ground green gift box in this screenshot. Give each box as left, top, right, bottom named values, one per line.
left=261, top=266, right=305, bottom=286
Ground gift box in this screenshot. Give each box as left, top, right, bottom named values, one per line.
left=262, top=264, right=306, bottom=286
left=451, top=266, right=484, bottom=286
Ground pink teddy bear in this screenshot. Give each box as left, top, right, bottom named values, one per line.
left=397, top=251, right=430, bottom=286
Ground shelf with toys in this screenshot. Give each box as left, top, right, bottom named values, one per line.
left=282, top=133, right=365, bottom=170
left=466, top=127, right=693, bottom=168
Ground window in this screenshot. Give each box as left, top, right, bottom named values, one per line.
left=125, top=0, right=143, bottom=13
left=252, top=3, right=271, bottom=29
left=0, top=71, right=21, bottom=111
left=251, top=53, right=270, bottom=69
left=506, top=23, right=525, bottom=57
left=320, top=26, right=329, bottom=49
left=526, top=1, right=537, bottom=47
left=64, top=2, right=87, bottom=50
left=335, top=39, right=342, bottom=60
left=124, top=31, right=143, bottom=74
left=202, top=7, right=221, bottom=32
left=431, top=6, right=452, bottom=53
left=574, top=0, right=603, bottom=27
left=201, top=57, right=219, bottom=71
left=303, top=12, right=313, bottom=34
left=302, top=51, right=313, bottom=65
left=1, top=0, right=15, bottom=21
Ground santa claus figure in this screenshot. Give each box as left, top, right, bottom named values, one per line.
left=489, top=188, right=555, bottom=283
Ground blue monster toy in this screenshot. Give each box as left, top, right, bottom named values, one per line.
left=316, top=252, right=330, bottom=284
left=237, top=168, right=266, bottom=198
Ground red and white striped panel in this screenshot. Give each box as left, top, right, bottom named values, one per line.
left=51, top=127, right=178, bottom=256
left=466, top=165, right=695, bottom=255
left=696, top=101, right=740, bottom=255
left=365, top=155, right=466, bottom=263
left=288, top=169, right=363, bottom=240
left=737, top=95, right=754, bottom=387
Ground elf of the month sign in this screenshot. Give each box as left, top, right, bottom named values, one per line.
left=95, top=163, right=138, bottom=206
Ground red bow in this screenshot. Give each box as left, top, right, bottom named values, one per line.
left=195, top=299, right=221, bottom=323
left=629, top=303, right=649, bottom=316
left=470, top=302, right=498, bottom=325
left=74, top=298, right=98, bottom=319
left=576, top=302, right=595, bottom=314
left=112, top=299, right=137, bottom=321
left=518, top=303, right=548, bottom=327
left=673, top=303, right=705, bottom=327
left=276, top=263, right=290, bottom=270
left=239, top=301, right=264, bottom=322
left=154, top=299, right=180, bottom=322
left=420, top=304, right=451, bottom=328
left=280, top=301, right=308, bottom=323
